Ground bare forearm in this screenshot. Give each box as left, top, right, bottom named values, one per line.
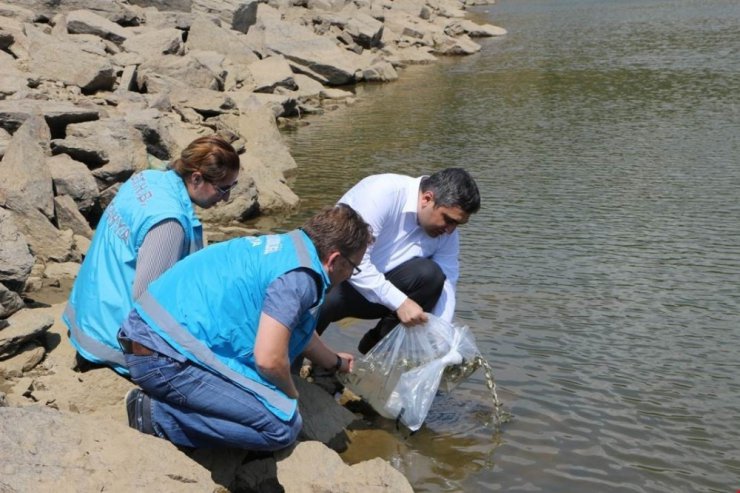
left=258, top=362, right=298, bottom=399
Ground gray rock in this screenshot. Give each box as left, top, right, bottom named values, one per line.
left=138, top=52, right=224, bottom=92
left=187, top=14, right=260, bottom=66
left=26, top=27, right=117, bottom=93
left=43, top=261, right=81, bottom=281
left=256, top=4, right=362, bottom=86
left=53, top=118, right=148, bottom=188
left=248, top=55, right=298, bottom=93
left=0, top=99, right=101, bottom=136
left=0, top=309, right=53, bottom=359
left=192, top=0, right=251, bottom=29
left=122, top=27, right=184, bottom=57
left=276, top=441, right=414, bottom=492
left=295, top=377, right=357, bottom=450
left=6, top=208, right=79, bottom=263
left=53, top=195, right=93, bottom=239
left=232, top=1, right=260, bottom=33
left=0, top=282, right=24, bottom=319
left=0, top=209, right=33, bottom=286
left=0, top=112, right=54, bottom=220
left=0, top=3, right=37, bottom=23
left=0, top=58, right=31, bottom=100
left=168, top=87, right=237, bottom=118
left=0, top=127, right=10, bottom=160
left=432, top=32, right=480, bottom=55
left=0, top=341, right=45, bottom=376
left=0, top=407, right=218, bottom=492
left=344, top=11, right=384, bottom=48
left=128, top=0, right=192, bottom=12
left=9, top=0, right=140, bottom=24
left=361, top=60, right=399, bottom=82
left=47, top=154, right=100, bottom=213
left=66, top=9, right=131, bottom=44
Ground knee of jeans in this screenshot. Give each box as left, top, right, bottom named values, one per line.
left=265, top=413, right=302, bottom=451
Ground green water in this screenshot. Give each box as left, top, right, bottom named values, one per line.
left=278, top=0, right=740, bottom=491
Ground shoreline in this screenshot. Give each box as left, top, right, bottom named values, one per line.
left=1, top=0, right=506, bottom=490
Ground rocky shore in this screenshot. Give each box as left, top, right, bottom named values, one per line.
left=0, top=0, right=504, bottom=490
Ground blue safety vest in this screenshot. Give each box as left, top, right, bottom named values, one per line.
left=63, top=170, right=203, bottom=374
left=134, top=230, right=328, bottom=421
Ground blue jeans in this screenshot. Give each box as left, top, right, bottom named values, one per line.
left=124, top=352, right=302, bottom=450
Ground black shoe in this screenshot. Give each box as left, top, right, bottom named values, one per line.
left=73, top=352, right=103, bottom=373
left=358, top=328, right=381, bottom=355
left=125, top=388, right=155, bottom=435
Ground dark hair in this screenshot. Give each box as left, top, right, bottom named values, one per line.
left=420, top=168, right=480, bottom=214
left=171, top=135, right=240, bottom=182
left=302, top=204, right=374, bottom=262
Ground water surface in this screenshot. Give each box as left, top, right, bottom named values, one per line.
left=279, top=0, right=740, bottom=491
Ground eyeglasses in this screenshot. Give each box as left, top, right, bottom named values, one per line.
left=211, top=180, right=238, bottom=196
left=342, top=254, right=362, bottom=275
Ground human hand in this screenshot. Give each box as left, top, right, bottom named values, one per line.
left=395, top=298, right=428, bottom=326
left=337, top=352, right=354, bottom=373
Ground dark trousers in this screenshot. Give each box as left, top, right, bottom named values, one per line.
left=315, top=257, right=446, bottom=353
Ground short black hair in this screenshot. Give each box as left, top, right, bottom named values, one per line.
left=420, top=168, right=480, bottom=214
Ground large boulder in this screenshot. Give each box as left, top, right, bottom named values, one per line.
left=26, top=27, right=117, bottom=93
left=251, top=4, right=363, bottom=86
left=65, top=9, right=131, bottom=44
left=0, top=99, right=101, bottom=137
left=0, top=407, right=219, bottom=492
left=0, top=112, right=54, bottom=220
left=52, top=118, right=149, bottom=188
left=121, top=27, right=184, bottom=57
left=47, top=153, right=100, bottom=214
left=0, top=209, right=33, bottom=287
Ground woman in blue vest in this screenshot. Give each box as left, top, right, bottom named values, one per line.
left=119, top=204, right=373, bottom=450
left=63, top=135, right=240, bottom=375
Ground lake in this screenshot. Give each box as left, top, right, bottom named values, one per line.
left=278, top=0, right=740, bottom=491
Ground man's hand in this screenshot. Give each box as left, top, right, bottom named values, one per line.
left=395, top=298, right=428, bottom=326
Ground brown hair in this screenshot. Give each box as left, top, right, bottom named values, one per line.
left=171, top=135, right=240, bottom=182
left=301, top=204, right=374, bottom=262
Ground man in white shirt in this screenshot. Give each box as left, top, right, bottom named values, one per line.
left=315, top=168, right=480, bottom=353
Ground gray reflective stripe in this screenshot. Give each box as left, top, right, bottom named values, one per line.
left=288, top=230, right=312, bottom=268
left=137, top=291, right=295, bottom=416
left=63, top=303, right=127, bottom=367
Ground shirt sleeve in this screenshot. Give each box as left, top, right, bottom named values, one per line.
left=339, top=179, right=408, bottom=311
left=262, top=269, right=320, bottom=330
left=132, top=219, right=187, bottom=300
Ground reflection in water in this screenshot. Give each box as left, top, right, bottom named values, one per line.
left=282, top=0, right=740, bottom=491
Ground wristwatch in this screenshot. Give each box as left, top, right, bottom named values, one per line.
left=334, top=354, right=343, bottom=372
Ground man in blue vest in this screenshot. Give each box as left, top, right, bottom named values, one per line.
left=119, top=204, right=373, bottom=450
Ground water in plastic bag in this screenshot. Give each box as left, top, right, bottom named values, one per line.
left=339, top=314, right=481, bottom=431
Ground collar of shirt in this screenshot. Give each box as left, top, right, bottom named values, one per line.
left=402, top=176, right=426, bottom=215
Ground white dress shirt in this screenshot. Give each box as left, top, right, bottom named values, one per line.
left=338, top=173, right=459, bottom=322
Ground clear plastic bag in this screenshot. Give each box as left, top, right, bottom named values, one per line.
left=339, top=315, right=481, bottom=431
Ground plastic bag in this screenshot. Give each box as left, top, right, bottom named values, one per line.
left=339, top=315, right=481, bottom=431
